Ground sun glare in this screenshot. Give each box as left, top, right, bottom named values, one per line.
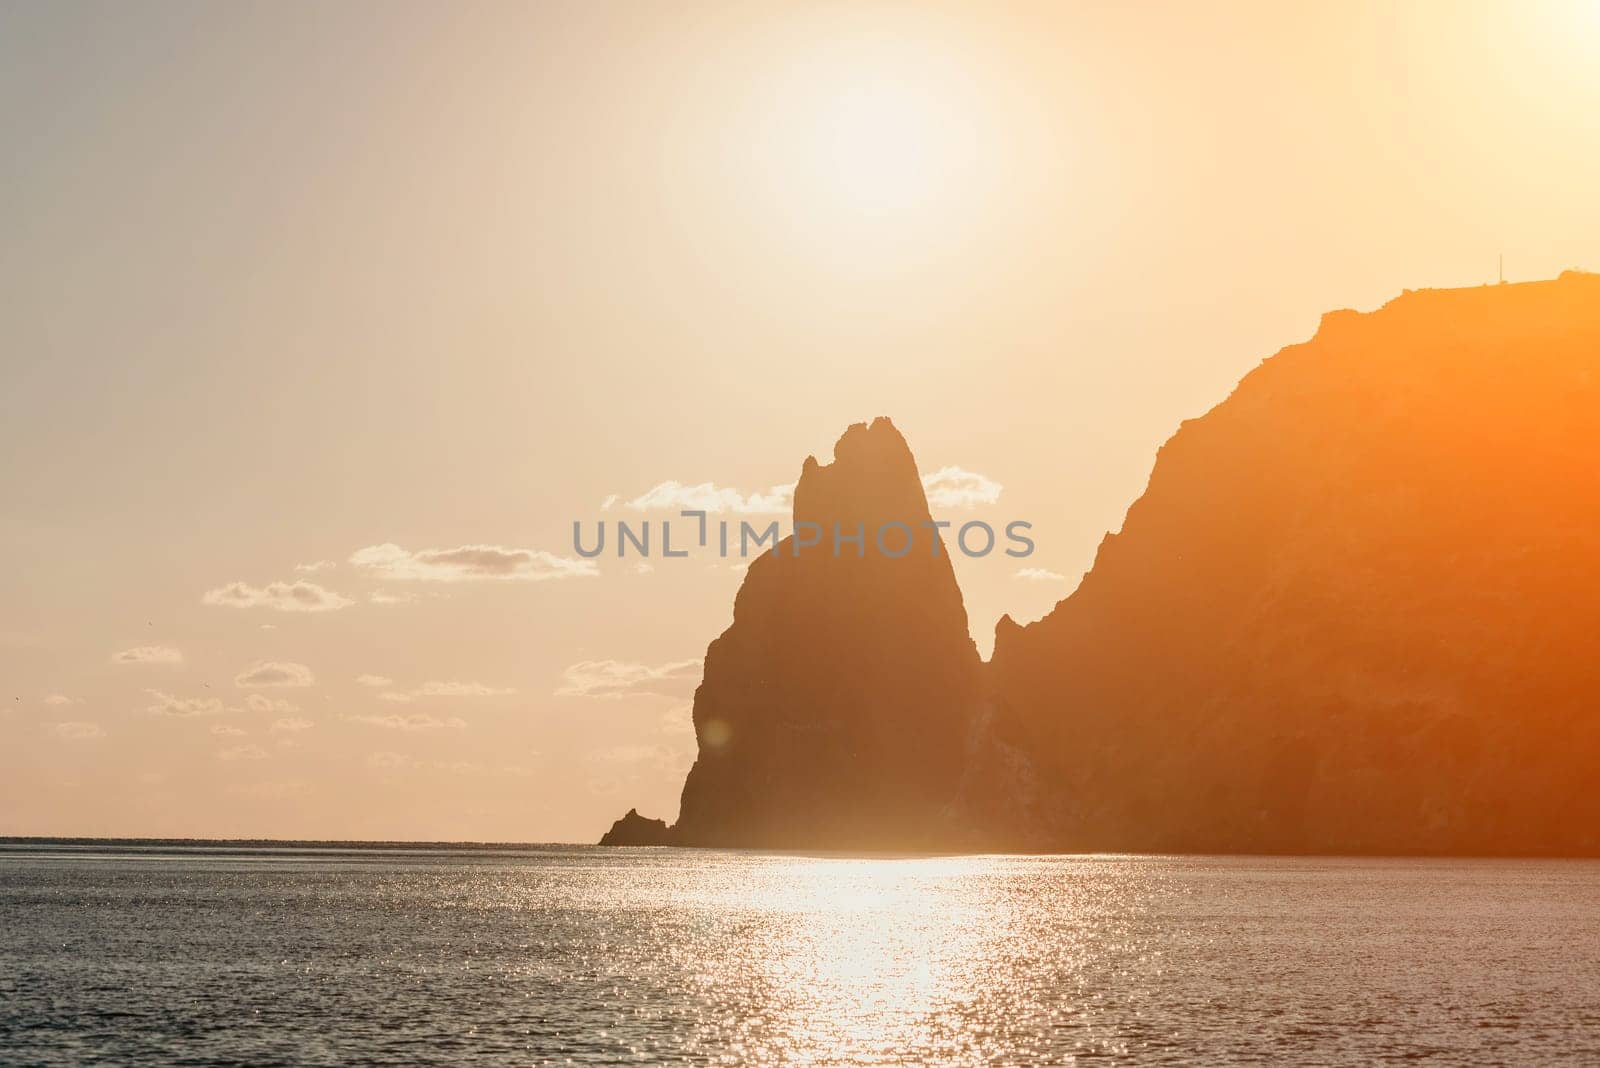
left=810, top=78, right=969, bottom=218
left=741, top=31, right=992, bottom=257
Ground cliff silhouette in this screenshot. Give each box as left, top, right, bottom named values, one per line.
left=603, top=271, right=1600, bottom=855
left=677, top=417, right=982, bottom=848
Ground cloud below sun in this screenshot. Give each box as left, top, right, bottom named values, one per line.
left=609, top=466, right=1000, bottom=515
left=349, top=543, right=598, bottom=583
left=113, top=646, right=183, bottom=665
left=234, top=661, right=315, bottom=688
left=556, top=659, right=703, bottom=700
left=203, top=580, right=353, bottom=612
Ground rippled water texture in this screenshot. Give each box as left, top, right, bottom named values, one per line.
left=2, top=845, right=1598, bottom=1064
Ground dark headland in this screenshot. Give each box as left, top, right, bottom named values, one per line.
left=604, top=272, right=1600, bottom=855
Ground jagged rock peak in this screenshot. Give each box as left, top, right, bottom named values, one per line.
left=792, top=416, right=929, bottom=528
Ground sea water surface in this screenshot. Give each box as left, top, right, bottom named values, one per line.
left=1, top=843, right=1598, bottom=1065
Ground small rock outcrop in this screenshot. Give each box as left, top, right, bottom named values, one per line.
left=598, top=808, right=669, bottom=846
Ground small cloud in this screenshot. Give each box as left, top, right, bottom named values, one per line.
left=211, top=724, right=247, bottom=736
left=245, top=694, right=299, bottom=715
left=295, top=560, right=336, bottom=573
left=202, top=580, right=353, bottom=613
left=372, top=680, right=512, bottom=702
left=617, top=481, right=794, bottom=515
left=349, top=543, right=597, bottom=583
left=218, top=744, right=268, bottom=762
left=367, top=751, right=413, bottom=770
left=44, top=694, right=77, bottom=706
left=259, top=623, right=277, bottom=631
left=227, top=779, right=310, bottom=799
left=271, top=717, right=313, bottom=732
left=589, top=743, right=681, bottom=768
left=1015, top=567, right=1066, bottom=582
left=145, top=690, right=225, bottom=718
left=348, top=712, right=465, bottom=731
left=600, top=494, right=620, bottom=511
left=114, top=645, right=182, bottom=665
left=631, top=561, right=654, bottom=575
left=660, top=702, right=694, bottom=735
left=433, top=760, right=482, bottom=775
left=356, top=674, right=393, bottom=688
left=922, top=466, right=1002, bottom=509
left=416, top=680, right=513, bottom=697
left=54, top=721, right=104, bottom=741
left=234, top=661, right=314, bottom=688
left=555, top=659, right=702, bottom=700
left=368, top=590, right=415, bottom=605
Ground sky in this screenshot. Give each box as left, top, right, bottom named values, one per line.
left=2, top=0, right=1598, bottom=841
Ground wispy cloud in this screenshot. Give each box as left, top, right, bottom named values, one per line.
left=44, top=694, right=78, bottom=706
left=436, top=760, right=488, bottom=776
left=587, top=743, right=687, bottom=769
left=614, top=481, right=796, bottom=515
left=202, top=580, right=353, bottom=613
left=555, top=659, right=702, bottom=700
left=271, top=717, right=313, bottom=732
left=373, top=680, right=513, bottom=703
left=227, top=779, right=309, bottom=799
left=661, top=702, right=694, bottom=735
left=234, top=661, right=315, bottom=688
left=356, top=674, right=393, bottom=688
left=145, top=690, right=225, bottom=718
left=349, top=543, right=597, bottom=583
left=350, top=711, right=466, bottom=731
left=54, top=721, right=104, bottom=741
left=921, top=466, right=1002, bottom=509
left=1015, top=567, right=1066, bottom=582
left=218, top=744, right=268, bottom=762
left=245, top=694, right=299, bottom=715
left=417, top=680, right=512, bottom=697
left=294, top=560, right=336, bottom=573
left=114, top=646, right=182, bottom=665
left=610, top=468, right=998, bottom=516
left=211, top=724, right=247, bottom=736
left=368, top=590, right=415, bottom=605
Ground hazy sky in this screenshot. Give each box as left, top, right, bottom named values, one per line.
left=3, top=1, right=1597, bottom=841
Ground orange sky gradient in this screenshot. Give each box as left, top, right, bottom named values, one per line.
left=2, top=0, right=1598, bottom=841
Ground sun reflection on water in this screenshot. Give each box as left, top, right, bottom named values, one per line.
left=648, top=854, right=1147, bottom=1065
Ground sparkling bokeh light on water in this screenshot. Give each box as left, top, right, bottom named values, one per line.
left=3, top=845, right=1599, bottom=1064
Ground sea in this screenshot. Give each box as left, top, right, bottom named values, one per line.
left=2, top=842, right=1597, bottom=1065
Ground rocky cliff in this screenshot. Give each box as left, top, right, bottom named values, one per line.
left=669, top=417, right=984, bottom=848
left=994, top=272, right=1600, bottom=855
left=603, top=272, right=1600, bottom=855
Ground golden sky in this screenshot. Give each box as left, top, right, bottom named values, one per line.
left=2, top=1, right=1598, bottom=840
